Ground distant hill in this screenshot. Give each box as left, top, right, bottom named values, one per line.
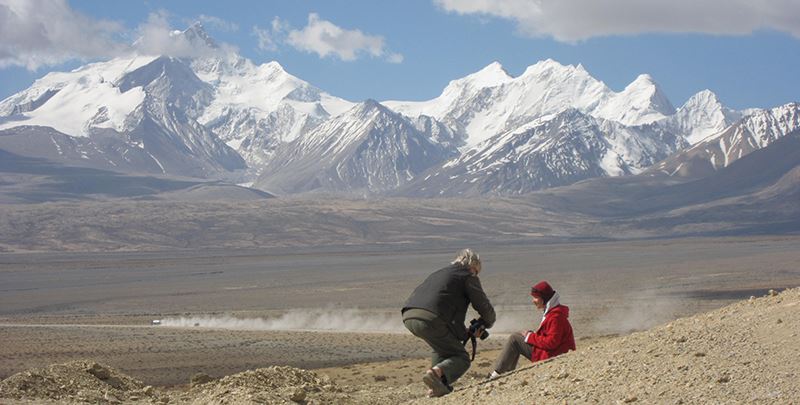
left=0, top=148, right=271, bottom=204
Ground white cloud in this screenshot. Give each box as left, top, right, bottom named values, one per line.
left=435, top=0, right=800, bottom=41
left=133, top=11, right=229, bottom=58
left=387, top=53, right=404, bottom=64
left=0, top=0, right=126, bottom=69
left=0, top=0, right=236, bottom=70
left=197, top=14, right=239, bottom=32
left=283, top=13, right=403, bottom=62
left=253, top=26, right=277, bottom=52
left=252, top=17, right=288, bottom=52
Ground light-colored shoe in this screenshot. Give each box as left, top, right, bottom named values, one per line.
left=422, top=369, right=452, bottom=397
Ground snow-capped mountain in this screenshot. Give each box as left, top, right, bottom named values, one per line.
left=117, top=55, right=246, bottom=176
left=592, top=73, right=675, bottom=126
left=187, top=24, right=353, bottom=171
left=0, top=53, right=245, bottom=177
left=650, top=102, right=800, bottom=178
left=400, top=108, right=686, bottom=196
left=0, top=23, right=352, bottom=178
left=0, top=55, right=155, bottom=136
left=1, top=22, right=785, bottom=197
left=384, top=59, right=675, bottom=148
left=662, top=90, right=743, bottom=145
left=255, top=100, right=458, bottom=195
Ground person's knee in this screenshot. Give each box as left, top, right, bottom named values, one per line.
left=506, top=332, right=525, bottom=345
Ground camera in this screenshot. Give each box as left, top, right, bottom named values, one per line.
left=468, top=318, right=489, bottom=340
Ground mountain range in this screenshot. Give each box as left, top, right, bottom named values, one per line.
left=1, top=23, right=798, bottom=199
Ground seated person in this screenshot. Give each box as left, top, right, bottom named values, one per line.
left=488, top=281, right=575, bottom=379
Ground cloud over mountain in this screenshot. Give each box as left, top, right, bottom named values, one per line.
left=435, top=0, right=800, bottom=41
left=259, top=13, right=403, bottom=63
left=0, top=0, right=126, bottom=69
left=0, top=0, right=236, bottom=69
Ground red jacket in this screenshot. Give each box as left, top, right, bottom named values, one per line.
left=524, top=305, right=576, bottom=362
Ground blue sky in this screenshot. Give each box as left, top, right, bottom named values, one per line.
left=1, top=0, right=799, bottom=110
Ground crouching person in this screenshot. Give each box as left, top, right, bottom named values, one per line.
left=402, top=249, right=496, bottom=397
left=488, top=281, right=575, bottom=380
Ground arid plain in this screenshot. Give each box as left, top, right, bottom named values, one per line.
left=2, top=236, right=799, bottom=391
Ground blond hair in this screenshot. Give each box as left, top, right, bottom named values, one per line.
left=452, top=248, right=481, bottom=274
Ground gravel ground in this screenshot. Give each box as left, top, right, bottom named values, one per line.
left=1, top=287, right=797, bottom=404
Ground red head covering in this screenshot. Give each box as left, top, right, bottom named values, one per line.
left=530, top=281, right=555, bottom=303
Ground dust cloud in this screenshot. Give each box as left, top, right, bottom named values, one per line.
left=161, top=308, right=406, bottom=333
left=161, top=307, right=540, bottom=334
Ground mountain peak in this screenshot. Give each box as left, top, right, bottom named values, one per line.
left=260, top=60, right=288, bottom=76
left=622, top=73, right=665, bottom=97
left=621, top=73, right=675, bottom=115
left=180, top=22, right=217, bottom=49
left=264, top=60, right=285, bottom=70
left=346, top=99, right=392, bottom=118
left=523, top=58, right=571, bottom=75
left=680, top=89, right=723, bottom=110
left=520, top=59, right=597, bottom=86
left=479, top=60, right=509, bottom=76
left=454, top=61, right=513, bottom=89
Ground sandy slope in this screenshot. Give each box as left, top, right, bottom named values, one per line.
left=1, top=287, right=797, bottom=404
left=433, top=287, right=800, bottom=404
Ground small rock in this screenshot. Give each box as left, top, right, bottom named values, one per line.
left=129, top=396, right=139, bottom=401
left=143, top=385, right=154, bottom=395
left=104, top=391, right=120, bottom=403
left=777, top=318, right=783, bottom=324
left=717, top=375, right=730, bottom=383
left=519, top=379, right=529, bottom=386
left=290, top=388, right=306, bottom=402
left=86, top=363, right=111, bottom=380
left=557, top=371, right=569, bottom=379
left=749, top=296, right=756, bottom=302
left=768, top=289, right=778, bottom=296
left=694, top=352, right=706, bottom=357
left=675, top=336, right=687, bottom=343
left=190, top=372, right=212, bottom=387
left=623, top=396, right=638, bottom=403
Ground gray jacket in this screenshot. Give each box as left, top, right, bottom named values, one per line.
left=402, top=263, right=496, bottom=340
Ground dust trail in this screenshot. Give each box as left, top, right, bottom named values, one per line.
left=161, top=307, right=541, bottom=334
left=589, top=291, right=682, bottom=335
left=160, top=308, right=406, bottom=333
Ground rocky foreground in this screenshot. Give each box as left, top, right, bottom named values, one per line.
left=1, top=288, right=798, bottom=404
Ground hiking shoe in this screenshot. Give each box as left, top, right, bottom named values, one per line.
left=422, top=369, right=452, bottom=397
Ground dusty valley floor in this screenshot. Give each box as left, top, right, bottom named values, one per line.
left=1, top=236, right=799, bottom=403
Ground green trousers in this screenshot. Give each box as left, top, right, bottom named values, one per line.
left=403, top=308, right=470, bottom=384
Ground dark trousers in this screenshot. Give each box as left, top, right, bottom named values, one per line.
left=403, top=309, right=470, bottom=384
left=493, top=332, right=533, bottom=373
